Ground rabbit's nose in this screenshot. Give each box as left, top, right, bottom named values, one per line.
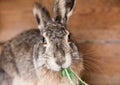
left=56, top=59, right=65, bottom=66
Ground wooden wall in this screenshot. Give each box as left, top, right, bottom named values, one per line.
left=0, top=0, right=120, bottom=85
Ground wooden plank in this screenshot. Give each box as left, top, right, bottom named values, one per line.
left=0, top=0, right=120, bottom=85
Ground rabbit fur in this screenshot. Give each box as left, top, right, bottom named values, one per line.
left=0, top=0, right=83, bottom=85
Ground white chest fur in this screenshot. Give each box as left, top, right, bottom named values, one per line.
left=12, top=75, right=79, bottom=85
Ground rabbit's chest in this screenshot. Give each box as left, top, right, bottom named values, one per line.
left=12, top=75, right=79, bottom=85
left=36, top=72, right=79, bottom=85
left=37, top=77, right=79, bottom=85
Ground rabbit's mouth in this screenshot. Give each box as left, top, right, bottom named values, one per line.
left=33, top=53, right=73, bottom=72
left=45, top=53, right=72, bottom=72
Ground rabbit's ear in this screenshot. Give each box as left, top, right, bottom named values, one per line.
left=53, top=0, right=75, bottom=24
left=33, top=2, right=51, bottom=30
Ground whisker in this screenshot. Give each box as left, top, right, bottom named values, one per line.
left=83, top=55, right=103, bottom=73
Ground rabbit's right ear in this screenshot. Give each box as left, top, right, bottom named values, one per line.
left=33, top=2, right=51, bottom=30
left=53, top=0, right=75, bottom=24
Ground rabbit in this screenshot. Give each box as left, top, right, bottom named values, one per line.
left=0, top=0, right=83, bottom=85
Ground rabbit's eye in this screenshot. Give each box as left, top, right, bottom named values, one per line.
left=42, top=37, right=45, bottom=43
left=68, top=34, right=71, bottom=42
left=42, top=37, right=47, bottom=47
left=42, top=37, right=46, bottom=43
left=67, top=34, right=72, bottom=45
left=68, top=34, right=70, bottom=40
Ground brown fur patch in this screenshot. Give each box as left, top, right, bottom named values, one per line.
left=33, top=58, right=83, bottom=85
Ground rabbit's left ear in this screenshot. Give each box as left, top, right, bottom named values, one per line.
left=53, top=0, right=75, bottom=24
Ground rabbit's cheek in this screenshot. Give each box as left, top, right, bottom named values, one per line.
left=36, top=56, right=46, bottom=67
left=46, top=58, right=61, bottom=71
left=72, top=52, right=81, bottom=60
left=62, top=53, right=72, bottom=68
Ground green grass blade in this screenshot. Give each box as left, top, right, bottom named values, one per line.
left=64, top=69, right=75, bottom=85
left=70, top=68, right=89, bottom=85
left=67, top=69, right=75, bottom=79
left=61, top=69, right=67, bottom=77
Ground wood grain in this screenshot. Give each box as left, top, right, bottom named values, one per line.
left=0, top=0, right=120, bottom=85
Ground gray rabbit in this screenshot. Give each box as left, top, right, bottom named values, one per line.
left=0, top=0, right=83, bottom=85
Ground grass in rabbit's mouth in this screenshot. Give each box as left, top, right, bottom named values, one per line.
left=61, top=68, right=88, bottom=85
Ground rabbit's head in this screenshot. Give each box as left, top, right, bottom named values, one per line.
left=33, top=0, right=81, bottom=71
